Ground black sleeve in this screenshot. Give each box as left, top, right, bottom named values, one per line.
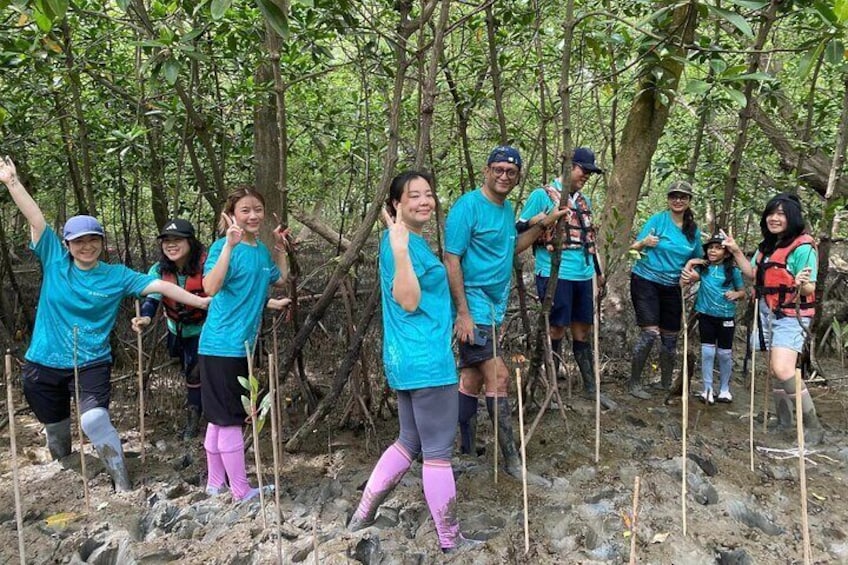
left=140, top=297, right=160, bottom=319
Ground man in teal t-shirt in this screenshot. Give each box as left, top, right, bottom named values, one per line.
left=517, top=147, right=609, bottom=404
left=445, top=145, right=559, bottom=486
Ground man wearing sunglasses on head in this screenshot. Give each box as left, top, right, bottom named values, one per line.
left=445, top=146, right=564, bottom=486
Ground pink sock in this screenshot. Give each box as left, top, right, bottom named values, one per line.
left=217, top=425, right=252, bottom=500
left=354, top=442, right=412, bottom=521
left=423, top=459, right=459, bottom=549
left=204, top=424, right=226, bottom=490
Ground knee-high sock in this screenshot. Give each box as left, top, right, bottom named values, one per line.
left=423, top=459, right=459, bottom=550
left=204, top=423, right=226, bottom=490
left=717, top=348, right=733, bottom=393
left=457, top=392, right=478, bottom=455
left=354, top=442, right=413, bottom=522
left=659, top=334, right=678, bottom=387
left=700, top=344, right=716, bottom=392
left=217, top=425, right=252, bottom=500
left=630, top=330, right=658, bottom=385
left=551, top=338, right=563, bottom=373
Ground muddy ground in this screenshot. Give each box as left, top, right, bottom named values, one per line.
left=1, top=352, right=847, bottom=565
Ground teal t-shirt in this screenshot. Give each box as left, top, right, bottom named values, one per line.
left=632, top=211, right=703, bottom=286
left=380, top=232, right=457, bottom=391
left=26, top=228, right=156, bottom=368
left=146, top=264, right=203, bottom=339
left=444, top=188, right=516, bottom=325
left=517, top=181, right=594, bottom=281
left=198, top=238, right=281, bottom=357
left=695, top=264, right=744, bottom=318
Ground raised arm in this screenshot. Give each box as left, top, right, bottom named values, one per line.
left=0, top=157, right=47, bottom=244
left=719, top=230, right=754, bottom=281
left=382, top=208, right=420, bottom=312
left=203, top=213, right=242, bottom=296
left=271, top=223, right=291, bottom=287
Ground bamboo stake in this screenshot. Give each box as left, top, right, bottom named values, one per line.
left=268, top=353, right=284, bottom=563
left=592, top=273, right=601, bottom=463
left=73, top=327, right=90, bottom=510
left=515, top=368, right=530, bottom=554
left=492, top=314, right=498, bottom=485
left=135, top=300, right=146, bottom=465
left=794, top=368, right=812, bottom=564
left=628, top=475, right=641, bottom=565
left=749, top=304, right=758, bottom=472
left=680, top=287, right=688, bottom=537
left=245, top=342, right=267, bottom=529
left=6, top=352, right=26, bottom=565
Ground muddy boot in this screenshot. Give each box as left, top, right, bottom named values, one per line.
left=657, top=334, right=678, bottom=391
left=458, top=392, right=478, bottom=456
left=81, top=408, right=133, bottom=492
left=45, top=418, right=72, bottom=460
left=629, top=330, right=657, bottom=400
left=182, top=405, right=201, bottom=441
left=802, top=409, right=824, bottom=446
left=573, top=341, right=595, bottom=399
left=772, top=390, right=794, bottom=430
left=487, top=397, right=550, bottom=487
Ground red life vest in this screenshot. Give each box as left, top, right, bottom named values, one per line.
left=754, top=234, right=816, bottom=318
left=536, top=185, right=596, bottom=255
left=161, top=253, right=207, bottom=326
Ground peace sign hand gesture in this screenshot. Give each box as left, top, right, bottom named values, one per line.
left=719, top=228, right=740, bottom=254
left=221, top=213, right=244, bottom=248
left=382, top=205, right=409, bottom=255
left=0, top=156, right=18, bottom=187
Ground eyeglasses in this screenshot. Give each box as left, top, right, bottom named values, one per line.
left=490, top=166, right=519, bottom=179
left=668, top=193, right=691, bottom=201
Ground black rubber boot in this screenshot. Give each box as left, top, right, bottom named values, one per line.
left=182, top=405, right=201, bottom=441
left=45, top=418, right=72, bottom=460
left=629, top=330, right=656, bottom=399
left=487, top=397, right=550, bottom=487
left=458, top=392, right=479, bottom=456
left=657, top=334, right=678, bottom=391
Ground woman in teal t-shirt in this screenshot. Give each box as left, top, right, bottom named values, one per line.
left=0, top=157, right=210, bottom=492
left=628, top=180, right=702, bottom=399
left=349, top=171, right=473, bottom=554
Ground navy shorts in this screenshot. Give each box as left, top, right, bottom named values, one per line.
left=630, top=273, right=682, bottom=332
left=698, top=313, right=735, bottom=349
left=458, top=324, right=499, bottom=369
left=199, top=354, right=249, bottom=426
left=535, top=275, right=593, bottom=327
left=22, top=360, right=112, bottom=424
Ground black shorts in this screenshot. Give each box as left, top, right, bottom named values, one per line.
left=536, top=276, right=593, bottom=327
left=199, top=354, right=249, bottom=426
left=630, top=273, right=682, bottom=332
left=458, top=324, right=499, bottom=369
left=698, top=313, right=735, bottom=349
left=22, top=361, right=112, bottom=424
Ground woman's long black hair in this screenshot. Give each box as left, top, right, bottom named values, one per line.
left=758, top=193, right=806, bottom=256
left=385, top=170, right=436, bottom=218
left=682, top=208, right=697, bottom=242
left=158, top=236, right=204, bottom=277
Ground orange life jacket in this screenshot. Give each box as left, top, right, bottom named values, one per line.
left=536, top=185, right=596, bottom=255
left=161, top=253, right=207, bottom=325
left=754, top=234, right=816, bottom=318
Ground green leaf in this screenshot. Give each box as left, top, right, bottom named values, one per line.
left=259, top=393, right=272, bottom=414
left=241, top=395, right=251, bottom=415
left=210, top=0, right=231, bottom=20
left=709, top=58, right=727, bottom=75
left=116, top=0, right=130, bottom=10
left=798, top=42, right=825, bottom=79
left=833, top=0, right=848, bottom=23
left=237, top=376, right=251, bottom=392
left=256, top=0, right=289, bottom=39
left=706, top=5, right=753, bottom=38
left=45, top=0, right=67, bottom=20
left=180, top=28, right=205, bottom=42
left=724, top=86, right=747, bottom=108
left=256, top=418, right=265, bottom=435
left=724, top=0, right=768, bottom=9
left=162, top=59, right=180, bottom=85
left=720, top=71, right=775, bottom=82
left=825, top=39, right=845, bottom=65
left=685, top=79, right=711, bottom=95
left=32, top=6, right=53, bottom=32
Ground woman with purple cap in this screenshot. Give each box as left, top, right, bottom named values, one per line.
left=132, top=218, right=208, bottom=440
left=0, top=156, right=211, bottom=492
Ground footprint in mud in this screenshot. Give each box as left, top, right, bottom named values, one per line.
left=460, top=513, right=505, bottom=540
left=727, top=499, right=784, bottom=536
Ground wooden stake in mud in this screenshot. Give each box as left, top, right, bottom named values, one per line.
left=592, top=274, right=601, bottom=463
left=6, top=352, right=26, bottom=565
left=73, top=327, right=91, bottom=510
left=629, top=475, right=641, bottom=565
left=268, top=353, right=284, bottom=563
left=135, top=300, right=146, bottom=464
left=749, top=304, right=758, bottom=472
left=492, top=314, right=498, bottom=485
left=515, top=368, right=530, bottom=554
left=245, top=342, right=267, bottom=530
left=680, top=287, right=688, bottom=537
left=794, top=368, right=812, bottom=564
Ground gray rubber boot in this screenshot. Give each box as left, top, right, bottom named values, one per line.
left=773, top=390, right=794, bottom=430
left=487, top=397, right=550, bottom=487
left=182, top=405, right=201, bottom=441
left=81, top=408, right=132, bottom=492
left=45, top=418, right=72, bottom=460
left=657, top=334, right=678, bottom=391
left=803, top=409, right=824, bottom=446
left=94, top=443, right=133, bottom=492
left=629, top=331, right=656, bottom=399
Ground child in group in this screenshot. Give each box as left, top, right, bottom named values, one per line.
left=132, top=219, right=207, bottom=440
left=682, top=233, right=746, bottom=404
left=349, top=171, right=476, bottom=553
left=722, top=193, right=824, bottom=444
left=199, top=186, right=290, bottom=501
left=0, top=157, right=211, bottom=491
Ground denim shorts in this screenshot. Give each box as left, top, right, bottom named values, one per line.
left=750, top=299, right=811, bottom=353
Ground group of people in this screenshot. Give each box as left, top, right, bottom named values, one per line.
left=0, top=145, right=825, bottom=552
